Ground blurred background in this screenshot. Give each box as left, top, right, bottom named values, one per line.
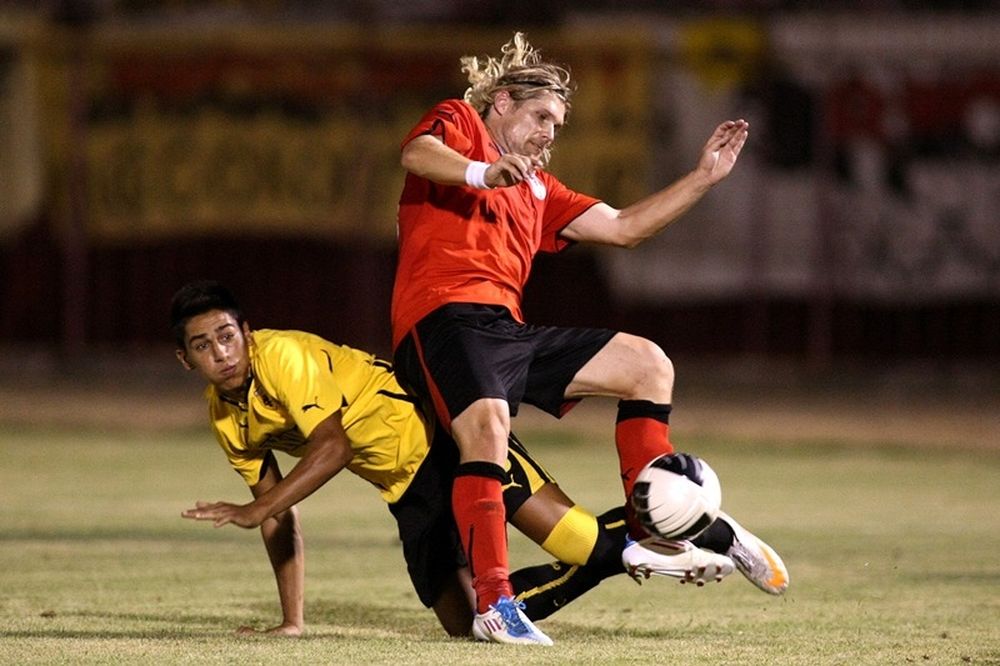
left=0, top=0, right=998, bottom=420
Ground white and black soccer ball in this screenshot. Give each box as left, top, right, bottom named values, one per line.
left=630, top=453, right=722, bottom=540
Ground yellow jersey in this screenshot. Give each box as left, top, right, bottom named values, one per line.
left=206, top=329, right=431, bottom=503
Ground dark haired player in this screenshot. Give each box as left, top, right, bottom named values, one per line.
left=171, top=280, right=740, bottom=643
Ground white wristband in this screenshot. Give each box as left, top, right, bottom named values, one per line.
left=464, top=161, right=491, bottom=190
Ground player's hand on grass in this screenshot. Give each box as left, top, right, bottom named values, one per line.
left=696, top=119, right=749, bottom=185
left=181, top=500, right=265, bottom=529
left=236, top=623, right=302, bottom=638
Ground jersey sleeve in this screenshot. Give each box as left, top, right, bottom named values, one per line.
left=255, top=336, right=346, bottom=440
left=205, top=388, right=270, bottom=487
left=538, top=173, right=601, bottom=254
left=212, top=426, right=268, bottom=487
left=401, top=99, right=478, bottom=157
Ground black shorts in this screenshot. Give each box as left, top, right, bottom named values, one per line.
left=387, top=427, right=555, bottom=608
left=393, top=303, right=616, bottom=428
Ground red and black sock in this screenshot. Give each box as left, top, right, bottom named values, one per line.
left=615, top=400, right=674, bottom=539
left=453, top=461, right=511, bottom=614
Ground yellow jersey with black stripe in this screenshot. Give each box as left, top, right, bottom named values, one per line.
left=206, top=329, right=431, bottom=503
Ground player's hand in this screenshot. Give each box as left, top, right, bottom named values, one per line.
left=181, top=500, right=264, bottom=529
left=696, top=119, right=749, bottom=185
left=485, top=153, right=543, bottom=188
left=236, top=622, right=303, bottom=637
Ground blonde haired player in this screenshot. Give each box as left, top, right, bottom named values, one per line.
left=391, top=33, right=786, bottom=644
left=171, top=281, right=740, bottom=642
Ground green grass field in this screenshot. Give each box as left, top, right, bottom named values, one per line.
left=2, top=424, right=998, bottom=665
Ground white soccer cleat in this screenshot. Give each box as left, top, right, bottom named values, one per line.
left=717, top=511, right=789, bottom=595
left=471, top=596, right=554, bottom=646
left=622, top=536, right=735, bottom=586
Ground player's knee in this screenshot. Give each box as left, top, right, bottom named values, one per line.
left=431, top=572, right=475, bottom=637
left=452, top=398, right=511, bottom=462
left=622, top=337, right=674, bottom=399
left=637, top=337, right=673, bottom=377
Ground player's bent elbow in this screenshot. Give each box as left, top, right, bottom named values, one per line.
left=400, top=138, right=435, bottom=177
left=616, top=226, right=657, bottom=249
left=602, top=211, right=652, bottom=249
left=588, top=227, right=647, bottom=250
left=266, top=504, right=302, bottom=540
left=400, top=146, right=417, bottom=172
left=274, top=503, right=300, bottom=522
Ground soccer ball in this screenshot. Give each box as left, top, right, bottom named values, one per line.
left=630, top=453, right=722, bottom=540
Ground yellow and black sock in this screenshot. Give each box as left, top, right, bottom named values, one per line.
left=511, top=507, right=628, bottom=621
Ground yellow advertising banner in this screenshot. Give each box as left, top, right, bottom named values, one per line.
left=33, top=25, right=654, bottom=243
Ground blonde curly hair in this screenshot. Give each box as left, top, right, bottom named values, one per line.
left=461, top=32, right=574, bottom=117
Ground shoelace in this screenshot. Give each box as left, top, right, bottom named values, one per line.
left=494, top=598, right=531, bottom=637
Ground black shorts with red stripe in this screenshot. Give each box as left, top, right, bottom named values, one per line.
left=393, top=303, right=615, bottom=429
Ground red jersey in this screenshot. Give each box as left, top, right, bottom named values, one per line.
left=391, top=99, right=600, bottom=349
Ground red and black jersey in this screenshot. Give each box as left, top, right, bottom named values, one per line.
left=391, top=99, right=600, bottom=350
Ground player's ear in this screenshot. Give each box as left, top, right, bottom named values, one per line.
left=175, top=348, right=193, bottom=371
left=242, top=321, right=251, bottom=338
left=493, top=90, right=511, bottom=115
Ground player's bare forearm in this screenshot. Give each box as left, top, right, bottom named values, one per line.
left=401, top=134, right=539, bottom=188
left=248, top=457, right=305, bottom=635
left=259, top=505, right=305, bottom=635
left=248, top=430, right=351, bottom=525
left=183, top=415, right=353, bottom=529
left=401, top=135, right=471, bottom=185
left=562, top=120, right=748, bottom=248
left=560, top=172, right=711, bottom=248
left=180, top=451, right=341, bottom=529
left=615, top=170, right=717, bottom=247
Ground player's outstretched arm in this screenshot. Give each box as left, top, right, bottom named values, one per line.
left=240, top=413, right=354, bottom=525
left=560, top=119, right=749, bottom=249
left=181, top=413, right=354, bottom=529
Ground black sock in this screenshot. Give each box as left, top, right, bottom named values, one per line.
left=511, top=507, right=628, bottom=621
left=691, top=517, right=735, bottom=554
